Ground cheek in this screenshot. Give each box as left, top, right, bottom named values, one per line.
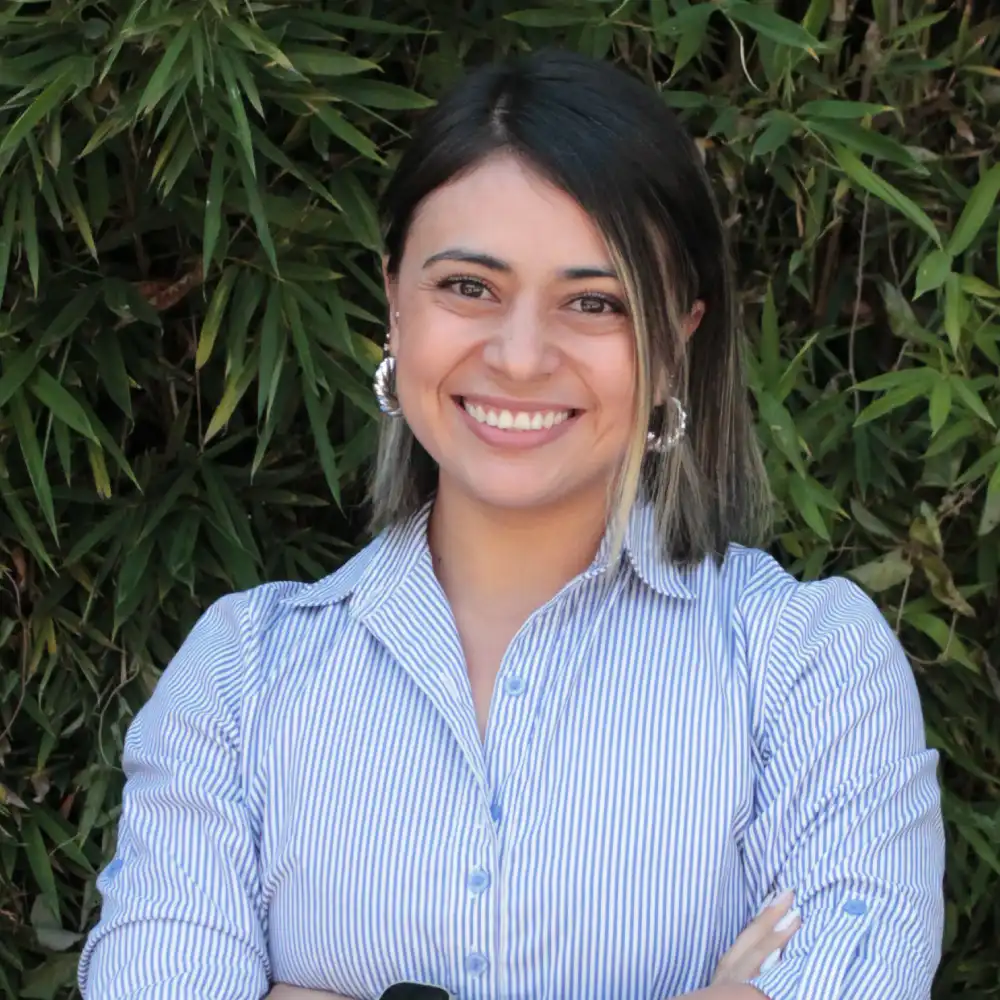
left=393, top=320, right=468, bottom=413
left=587, top=338, right=637, bottom=423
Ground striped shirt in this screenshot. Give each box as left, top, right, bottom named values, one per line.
left=79, top=501, right=945, bottom=1000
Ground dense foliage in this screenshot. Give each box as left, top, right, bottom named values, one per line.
left=1, top=0, right=998, bottom=996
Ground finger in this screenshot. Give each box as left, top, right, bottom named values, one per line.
left=727, top=890, right=796, bottom=960
left=713, top=895, right=800, bottom=984
left=758, top=907, right=803, bottom=975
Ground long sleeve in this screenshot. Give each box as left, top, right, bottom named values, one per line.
left=738, top=574, right=945, bottom=1000
left=78, top=594, right=270, bottom=999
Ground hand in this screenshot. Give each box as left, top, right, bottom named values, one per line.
left=710, top=890, right=801, bottom=985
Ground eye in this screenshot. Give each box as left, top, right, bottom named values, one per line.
left=571, top=293, right=627, bottom=315
left=438, top=275, right=494, bottom=300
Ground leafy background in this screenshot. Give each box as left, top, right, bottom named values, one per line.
left=1, top=0, right=999, bottom=996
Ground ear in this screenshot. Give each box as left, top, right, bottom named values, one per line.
left=382, top=257, right=398, bottom=351
left=682, top=299, right=706, bottom=342
left=652, top=300, right=707, bottom=406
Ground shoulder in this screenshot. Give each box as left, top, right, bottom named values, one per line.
left=713, top=545, right=905, bottom=688
left=718, top=543, right=891, bottom=637
left=157, top=533, right=386, bottom=703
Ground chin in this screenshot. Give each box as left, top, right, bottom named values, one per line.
left=447, top=469, right=588, bottom=514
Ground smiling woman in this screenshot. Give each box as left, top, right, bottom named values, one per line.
left=78, top=50, right=944, bottom=1000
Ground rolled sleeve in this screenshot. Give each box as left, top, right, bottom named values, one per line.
left=78, top=594, right=270, bottom=999
left=740, top=575, right=945, bottom=1000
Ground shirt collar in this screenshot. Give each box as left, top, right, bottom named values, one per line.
left=281, top=499, right=696, bottom=611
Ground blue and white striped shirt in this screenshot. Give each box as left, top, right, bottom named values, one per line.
left=79, top=501, right=944, bottom=1000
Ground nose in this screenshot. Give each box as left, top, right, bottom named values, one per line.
left=482, top=303, right=558, bottom=381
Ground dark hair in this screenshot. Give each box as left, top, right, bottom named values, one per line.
left=371, top=48, right=771, bottom=563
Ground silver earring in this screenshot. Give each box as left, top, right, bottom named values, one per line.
left=646, top=396, right=687, bottom=454
left=373, top=311, right=402, bottom=417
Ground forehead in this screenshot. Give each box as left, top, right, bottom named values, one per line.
left=404, top=154, right=615, bottom=272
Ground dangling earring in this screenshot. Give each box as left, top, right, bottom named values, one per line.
left=646, top=396, right=687, bottom=454
left=373, top=311, right=402, bottom=418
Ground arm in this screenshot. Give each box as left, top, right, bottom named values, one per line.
left=737, top=576, right=945, bottom=1000
left=79, top=595, right=270, bottom=999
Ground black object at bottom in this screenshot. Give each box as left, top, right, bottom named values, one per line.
left=378, top=984, right=451, bottom=1000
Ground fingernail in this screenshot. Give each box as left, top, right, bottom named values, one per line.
left=760, top=949, right=781, bottom=974
left=775, top=906, right=800, bottom=932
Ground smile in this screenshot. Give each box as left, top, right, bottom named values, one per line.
left=461, top=399, right=573, bottom=431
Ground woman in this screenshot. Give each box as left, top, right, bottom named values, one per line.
left=79, top=50, right=944, bottom=1000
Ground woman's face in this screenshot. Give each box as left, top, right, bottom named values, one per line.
left=385, top=154, right=638, bottom=515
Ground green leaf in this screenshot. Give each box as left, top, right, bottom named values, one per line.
left=285, top=47, right=379, bottom=77
left=947, top=162, right=1000, bottom=257
left=302, top=385, right=341, bottom=505
left=848, top=549, right=913, bottom=592
left=929, top=377, right=952, bottom=436
left=258, top=283, right=286, bottom=419
left=944, top=272, right=964, bottom=353
left=27, top=369, right=99, bottom=443
left=904, top=610, right=978, bottom=671
left=284, top=287, right=317, bottom=395
left=203, top=137, right=228, bottom=275
left=223, top=19, right=297, bottom=73
left=725, top=2, right=824, bottom=53
left=88, top=331, right=133, bottom=419
left=0, top=67, right=77, bottom=174
left=797, top=100, right=892, bottom=119
left=204, top=352, right=258, bottom=443
left=217, top=48, right=256, bottom=179
left=18, top=172, right=40, bottom=295
left=0, top=344, right=43, bottom=409
left=9, top=389, right=57, bottom=541
left=854, top=379, right=933, bottom=425
left=756, top=390, right=806, bottom=475
left=788, top=476, right=831, bottom=540
left=759, top=281, right=780, bottom=387
left=225, top=47, right=264, bottom=118
left=669, top=4, right=713, bottom=78
left=234, top=144, right=278, bottom=272
left=952, top=377, right=995, bottom=427
left=848, top=498, right=898, bottom=540
left=310, top=104, right=381, bottom=161
left=810, top=119, right=917, bottom=168
left=330, top=78, right=435, bottom=110
left=0, top=179, right=17, bottom=298
left=914, top=248, right=953, bottom=298
left=114, top=534, right=156, bottom=624
left=751, top=115, right=797, bottom=159
left=197, top=265, right=239, bottom=369
left=960, top=275, right=1000, bottom=300
left=834, top=146, right=941, bottom=246
left=22, top=819, right=59, bottom=914
left=138, top=23, right=193, bottom=114
left=978, top=460, right=1000, bottom=536
left=0, top=481, right=54, bottom=571
left=504, top=9, right=596, bottom=26
left=54, top=164, right=97, bottom=259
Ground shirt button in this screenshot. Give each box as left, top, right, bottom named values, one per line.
left=466, top=867, right=491, bottom=894
left=465, top=952, right=488, bottom=976
left=843, top=898, right=868, bottom=917
left=503, top=675, right=526, bottom=696
left=489, top=801, right=502, bottom=824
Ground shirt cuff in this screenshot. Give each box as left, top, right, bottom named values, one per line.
left=748, top=894, right=876, bottom=1000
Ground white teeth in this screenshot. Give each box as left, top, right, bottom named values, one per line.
left=463, top=400, right=571, bottom=432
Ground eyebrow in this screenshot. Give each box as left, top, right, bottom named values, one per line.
left=422, top=248, right=618, bottom=281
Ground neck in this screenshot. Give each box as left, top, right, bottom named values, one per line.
left=428, top=481, right=611, bottom=614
